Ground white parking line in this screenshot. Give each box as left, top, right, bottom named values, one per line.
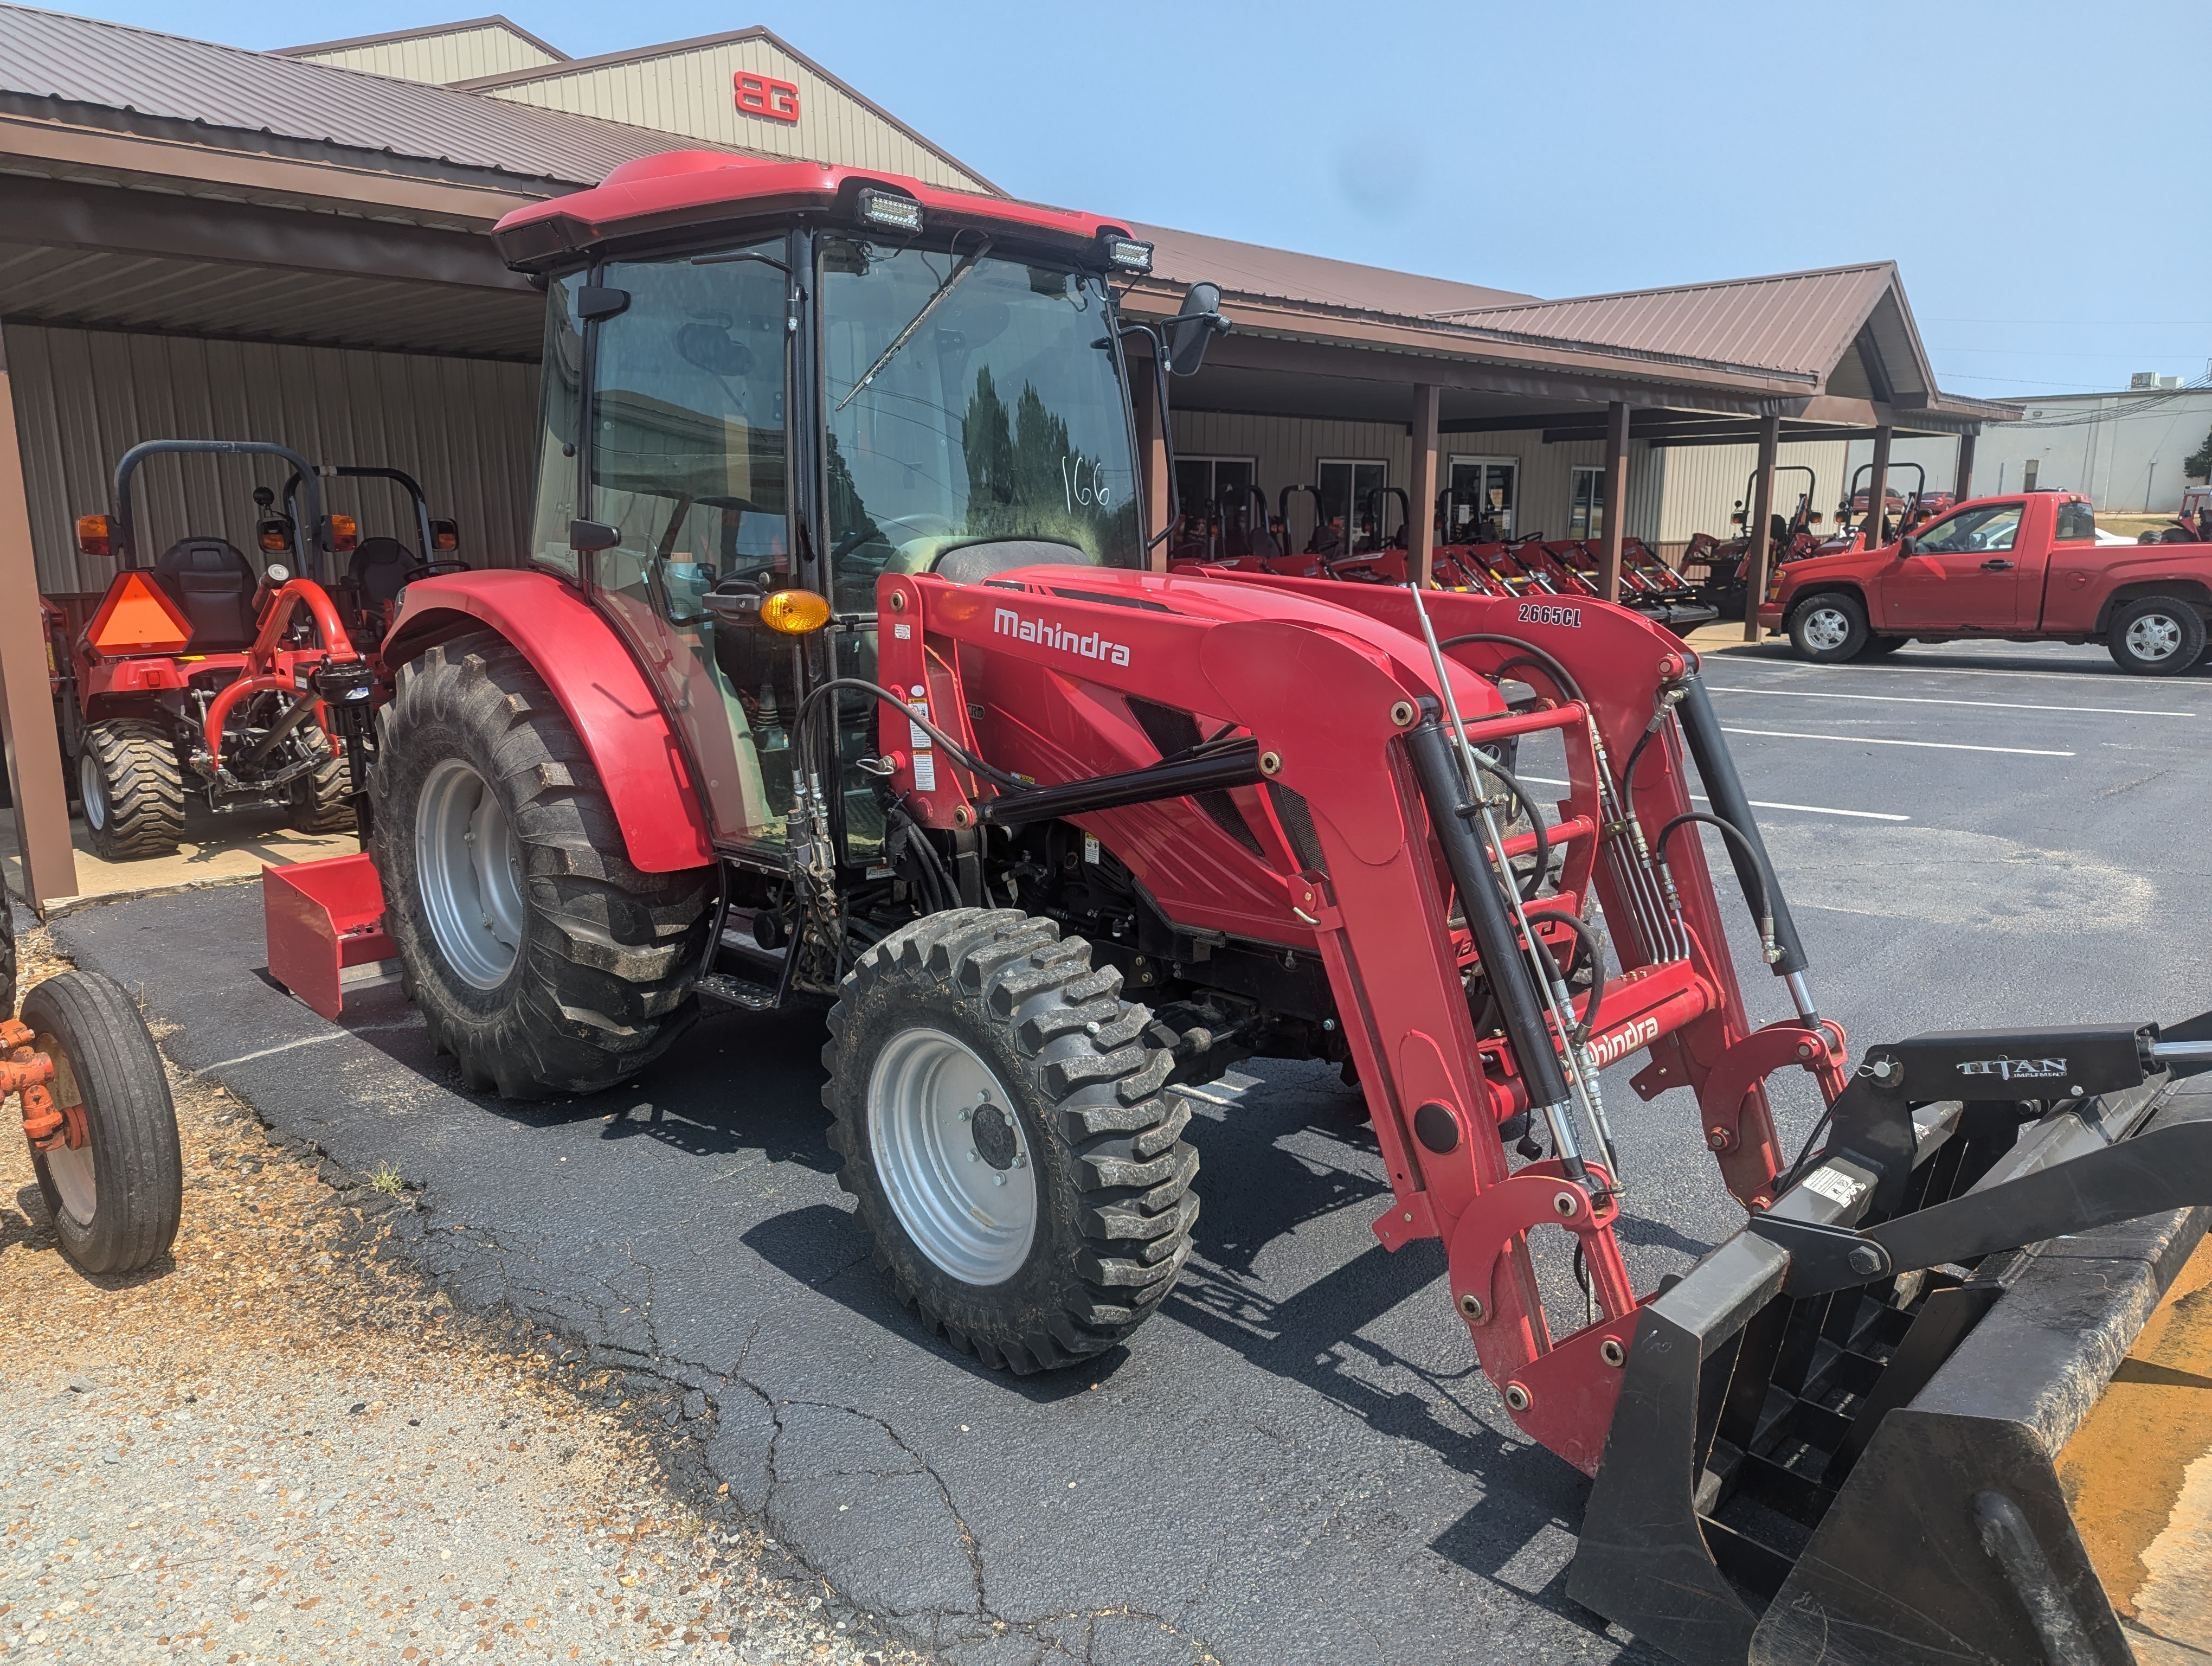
left=1703, top=684, right=2192, bottom=719
left=1519, top=776, right=1909, bottom=823
left=1716, top=653, right=2193, bottom=690
left=1720, top=725, right=2074, bottom=758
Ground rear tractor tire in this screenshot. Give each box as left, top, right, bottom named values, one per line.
left=2107, top=595, right=2207, bottom=676
left=286, top=726, right=358, bottom=836
left=370, top=630, right=713, bottom=1098
left=1786, top=593, right=1869, bottom=663
left=21, top=971, right=182, bottom=1274
left=78, top=717, right=185, bottom=861
left=824, top=908, right=1200, bottom=1373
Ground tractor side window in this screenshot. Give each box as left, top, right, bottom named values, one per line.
left=1913, top=502, right=2023, bottom=555
left=529, top=272, right=586, bottom=581
left=588, top=245, right=798, bottom=848
left=2054, top=501, right=2098, bottom=543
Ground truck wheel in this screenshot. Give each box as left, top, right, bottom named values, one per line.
left=2107, top=596, right=2207, bottom=676
left=285, top=727, right=357, bottom=835
left=21, top=971, right=183, bottom=1275
left=1786, top=594, right=1869, bottom=663
left=78, top=718, right=185, bottom=860
left=824, top=908, right=1200, bottom=1374
left=371, top=630, right=712, bottom=1098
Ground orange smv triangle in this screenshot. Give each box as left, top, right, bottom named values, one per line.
left=85, top=569, right=195, bottom=656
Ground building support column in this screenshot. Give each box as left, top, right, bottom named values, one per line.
left=0, top=338, right=79, bottom=910
left=1741, top=412, right=1780, bottom=644
left=1954, top=430, right=1976, bottom=503
left=1863, top=424, right=1893, bottom=549
left=1598, top=400, right=1630, bottom=603
left=1409, top=383, right=1441, bottom=587
left=1134, top=353, right=1172, bottom=573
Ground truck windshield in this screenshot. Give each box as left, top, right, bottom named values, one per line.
left=820, top=236, right=1141, bottom=612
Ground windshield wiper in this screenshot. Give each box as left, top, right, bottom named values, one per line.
left=834, top=239, right=992, bottom=412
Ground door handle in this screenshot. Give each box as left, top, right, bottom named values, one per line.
left=1980, top=559, right=2015, bottom=571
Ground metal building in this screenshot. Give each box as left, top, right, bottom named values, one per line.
left=0, top=5, right=2009, bottom=910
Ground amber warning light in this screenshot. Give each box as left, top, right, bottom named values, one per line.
left=326, top=514, right=359, bottom=553
left=76, top=514, right=111, bottom=557
left=760, top=589, right=831, bottom=635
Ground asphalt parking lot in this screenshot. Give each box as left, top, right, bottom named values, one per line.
left=46, top=633, right=2212, bottom=1666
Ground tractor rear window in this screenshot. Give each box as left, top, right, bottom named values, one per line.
left=2054, top=501, right=2097, bottom=542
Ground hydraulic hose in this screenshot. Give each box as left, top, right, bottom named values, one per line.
left=1465, top=753, right=1549, bottom=902
left=792, top=677, right=1025, bottom=791
left=1436, top=633, right=1587, bottom=710
left=1523, top=904, right=1606, bottom=1045
left=1654, top=811, right=1780, bottom=964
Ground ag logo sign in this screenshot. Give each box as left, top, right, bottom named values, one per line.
left=736, top=72, right=800, bottom=124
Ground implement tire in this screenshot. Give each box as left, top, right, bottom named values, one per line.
left=824, top=908, right=1199, bottom=1374
left=285, top=726, right=357, bottom=835
left=22, top=971, right=182, bottom=1275
left=2107, top=595, right=2206, bottom=676
left=371, top=629, right=712, bottom=1098
left=78, top=717, right=184, bottom=860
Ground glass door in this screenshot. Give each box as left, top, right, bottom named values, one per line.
left=588, top=242, right=799, bottom=850
left=1315, top=459, right=1386, bottom=551
left=1446, top=457, right=1518, bottom=541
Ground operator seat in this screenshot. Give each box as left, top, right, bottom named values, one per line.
left=349, top=537, right=420, bottom=620
left=152, top=537, right=260, bottom=653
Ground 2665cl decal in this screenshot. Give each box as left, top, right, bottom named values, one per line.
left=1517, top=602, right=1582, bottom=628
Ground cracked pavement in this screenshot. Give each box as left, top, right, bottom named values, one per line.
left=42, top=638, right=2212, bottom=1664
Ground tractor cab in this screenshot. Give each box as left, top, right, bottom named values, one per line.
left=493, top=153, right=1220, bottom=871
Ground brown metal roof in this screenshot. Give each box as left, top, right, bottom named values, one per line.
left=449, top=24, right=1003, bottom=196
left=0, top=3, right=741, bottom=189
left=1432, top=264, right=1909, bottom=383
left=1129, top=220, right=1534, bottom=319
left=275, top=15, right=570, bottom=65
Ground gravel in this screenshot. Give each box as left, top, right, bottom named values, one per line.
left=1, top=913, right=929, bottom=1666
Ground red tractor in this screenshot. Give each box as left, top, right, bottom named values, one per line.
left=278, top=151, right=2212, bottom=1664
left=61, top=440, right=373, bottom=858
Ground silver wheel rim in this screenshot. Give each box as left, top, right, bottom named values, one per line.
left=1802, top=606, right=1853, bottom=652
left=866, top=1026, right=1037, bottom=1286
left=40, top=1040, right=95, bottom=1226
left=79, top=752, right=106, bottom=832
left=2125, top=613, right=2183, bottom=662
left=415, top=757, right=525, bottom=989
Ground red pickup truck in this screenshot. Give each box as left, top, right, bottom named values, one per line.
left=1759, top=491, right=2212, bottom=674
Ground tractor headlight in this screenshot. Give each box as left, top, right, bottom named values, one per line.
left=854, top=188, right=923, bottom=234
left=760, top=589, right=832, bottom=635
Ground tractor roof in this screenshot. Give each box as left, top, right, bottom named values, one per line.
left=493, top=149, right=1132, bottom=271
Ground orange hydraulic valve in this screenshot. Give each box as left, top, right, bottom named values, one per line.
left=1, top=1015, right=82, bottom=1152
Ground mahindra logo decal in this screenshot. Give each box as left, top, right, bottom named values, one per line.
left=994, top=606, right=1131, bottom=668
left=1586, top=1014, right=1660, bottom=1069
left=1956, top=1057, right=2067, bottom=1081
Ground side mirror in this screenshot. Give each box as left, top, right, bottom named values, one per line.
left=429, top=518, right=461, bottom=553
left=1167, top=281, right=1229, bottom=377
left=76, top=513, right=113, bottom=558
left=570, top=518, right=621, bottom=553
left=1897, top=536, right=1917, bottom=558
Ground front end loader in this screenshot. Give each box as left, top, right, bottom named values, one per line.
left=262, top=149, right=2212, bottom=1664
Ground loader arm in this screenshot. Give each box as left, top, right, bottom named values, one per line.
left=874, top=563, right=1844, bottom=1471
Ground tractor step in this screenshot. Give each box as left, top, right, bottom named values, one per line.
left=697, top=972, right=781, bottom=1012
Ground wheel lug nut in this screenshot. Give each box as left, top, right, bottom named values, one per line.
left=958, top=1107, right=970, bottom=1121
left=993, top=1173, right=1006, bottom=1186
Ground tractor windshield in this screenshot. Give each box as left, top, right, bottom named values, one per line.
left=819, top=237, right=1141, bottom=613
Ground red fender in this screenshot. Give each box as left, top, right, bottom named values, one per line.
left=382, top=570, right=713, bottom=873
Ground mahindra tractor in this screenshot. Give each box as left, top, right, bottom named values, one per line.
left=306, top=151, right=2212, bottom=1664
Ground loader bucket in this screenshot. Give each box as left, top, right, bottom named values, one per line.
left=263, top=853, right=394, bottom=1021
left=1571, top=1027, right=2212, bottom=1666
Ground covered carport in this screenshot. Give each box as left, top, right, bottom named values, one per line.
left=1113, top=240, right=2011, bottom=618
left=0, top=5, right=756, bottom=909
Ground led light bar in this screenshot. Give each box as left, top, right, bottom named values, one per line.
left=855, top=188, right=923, bottom=234
left=1101, top=235, right=1154, bottom=274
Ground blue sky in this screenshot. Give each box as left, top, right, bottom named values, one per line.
left=80, top=0, right=2212, bottom=399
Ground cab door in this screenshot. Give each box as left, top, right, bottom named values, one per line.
left=1879, top=499, right=2029, bottom=631
left=584, top=245, right=802, bottom=850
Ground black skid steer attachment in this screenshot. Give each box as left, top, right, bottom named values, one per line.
left=1572, top=1012, right=2212, bottom=1666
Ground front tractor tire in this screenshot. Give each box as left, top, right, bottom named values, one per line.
left=2106, top=595, right=2207, bottom=676
left=824, top=909, right=1200, bottom=1374
left=1786, top=593, right=1870, bottom=663
left=78, top=718, right=185, bottom=860
left=371, top=630, right=712, bottom=1098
